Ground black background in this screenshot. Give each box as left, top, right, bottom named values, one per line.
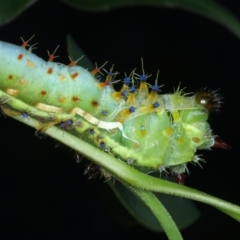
left=0, top=0, right=240, bottom=239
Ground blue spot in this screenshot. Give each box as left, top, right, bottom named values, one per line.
left=22, top=112, right=29, bottom=118
left=153, top=102, right=160, bottom=108
left=107, top=71, right=114, bottom=76
left=129, top=86, right=136, bottom=93
left=90, top=129, right=95, bottom=135
left=102, top=110, right=107, bottom=115
left=100, top=141, right=106, bottom=149
left=140, top=74, right=147, bottom=81
left=123, top=77, right=131, bottom=84
left=129, top=106, right=136, bottom=113
left=121, top=90, right=128, bottom=97
left=67, top=120, right=73, bottom=126
left=59, top=121, right=65, bottom=128
left=152, top=84, right=160, bottom=92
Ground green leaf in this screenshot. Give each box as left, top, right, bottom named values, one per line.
left=61, top=0, right=240, bottom=39
left=0, top=0, right=37, bottom=26
left=109, top=180, right=200, bottom=232
left=124, top=183, right=183, bottom=240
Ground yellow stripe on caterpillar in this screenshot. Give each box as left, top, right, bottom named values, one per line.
left=35, top=103, right=63, bottom=113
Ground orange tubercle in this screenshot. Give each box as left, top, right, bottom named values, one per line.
left=27, top=60, right=34, bottom=68
left=58, top=74, right=66, bottom=81
left=71, top=72, right=79, bottom=79
left=91, top=68, right=100, bottom=76
left=47, top=68, right=53, bottom=74
left=17, top=54, right=23, bottom=60
left=40, top=90, right=47, bottom=96
left=59, top=96, right=66, bottom=103
left=98, top=81, right=110, bottom=88
left=19, top=78, right=26, bottom=85
left=72, top=96, right=79, bottom=102
left=91, top=100, right=99, bottom=108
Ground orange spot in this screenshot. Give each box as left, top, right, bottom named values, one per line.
left=19, top=78, right=26, bottom=84
left=68, top=56, right=83, bottom=67
left=72, top=96, right=79, bottom=102
left=98, top=81, right=110, bottom=88
left=91, top=68, right=100, bottom=76
left=48, top=45, right=59, bottom=61
left=59, top=96, right=66, bottom=103
left=192, top=137, right=200, bottom=143
left=18, top=54, right=23, bottom=60
left=49, top=55, right=54, bottom=62
left=91, top=100, right=99, bottom=108
left=47, top=68, right=53, bottom=74
left=69, top=61, right=76, bottom=67
left=27, top=60, right=34, bottom=67
left=58, top=74, right=66, bottom=81
left=41, top=90, right=47, bottom=96
left=21, top=42, right=28, bottom=48
left=71, top=72, right=79, bottom=79
left=8, top=75, right=13, bottom=80
left=21, top=35, right=35, bottom=48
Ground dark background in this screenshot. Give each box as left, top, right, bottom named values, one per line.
left=0, top=0, right=240, bottom=239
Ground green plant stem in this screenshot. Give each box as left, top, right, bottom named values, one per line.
left=11, top=113, right=240, bottom=223
left=122, top=182, right=183, bottom=240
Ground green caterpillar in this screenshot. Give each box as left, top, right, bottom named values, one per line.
left=0, top=37, right=225, bottom=184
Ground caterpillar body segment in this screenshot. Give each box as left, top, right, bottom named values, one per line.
left=0, top=39, right=222, bottom=181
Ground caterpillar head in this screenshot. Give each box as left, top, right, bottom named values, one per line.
left=195, top=90, right=222, bottom=112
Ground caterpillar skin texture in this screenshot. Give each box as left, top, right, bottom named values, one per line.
left=0, top=39, right=221, bottom=179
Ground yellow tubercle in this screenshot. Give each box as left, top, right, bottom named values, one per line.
left=126, top=93, right=136, bottom=105
left=112, top=91, right=122, bottom=101
left=147, top=90, right=157, bottom=103
left=27, top=60, right=34, bottom=68
left=138, top=81, right=149, bottom=97
left=140, top=126, right=147, bottom=137
left=164, top=127, right=173, bottom=136
left=192, top=137, right=200, bottom=143
left=177, top=137, right=185, bottom=144
left=140, top=104, right=161, bottom=114
left=121, top=109, right=131, bottom=118
left=172, top=111, right=180, bottom=122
